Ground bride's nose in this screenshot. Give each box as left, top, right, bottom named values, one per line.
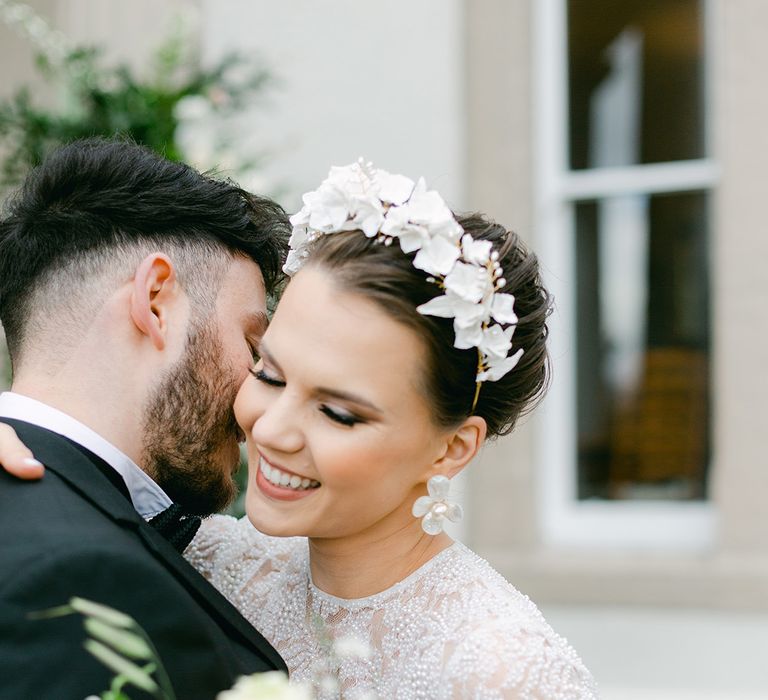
left=250, top=389, right=305, bottom=454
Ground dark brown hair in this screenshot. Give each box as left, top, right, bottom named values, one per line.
left=0, top=138, right=289, bottom=364
left=304, top=212, right=552, bottom=438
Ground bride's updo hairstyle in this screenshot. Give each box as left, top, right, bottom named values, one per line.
left=302, top=216, right=551, bottom=438
left=286, top=161, right=551, bottom=438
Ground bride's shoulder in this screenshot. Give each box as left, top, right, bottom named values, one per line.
left=185, top=514, right=305, bottom=581
left=430, top=544, right=598, bottom=698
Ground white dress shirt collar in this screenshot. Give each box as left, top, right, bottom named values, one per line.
left=0, top=391, right=172, bottom=519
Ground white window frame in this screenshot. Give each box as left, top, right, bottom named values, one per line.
left=533, top=0, right=718, bottom=550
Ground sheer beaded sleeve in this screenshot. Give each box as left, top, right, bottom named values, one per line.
left=184, top=515, right=305, bottom=602
left=441, top=617, right=598, bottom=699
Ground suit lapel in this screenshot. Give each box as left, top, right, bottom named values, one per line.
left=1, top=419, right=286, bottom=672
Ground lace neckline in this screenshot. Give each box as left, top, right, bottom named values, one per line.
left=305, top=541, right=463, bottom=609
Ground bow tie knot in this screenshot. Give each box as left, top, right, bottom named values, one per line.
left=148, top=503, right=202, bottom=553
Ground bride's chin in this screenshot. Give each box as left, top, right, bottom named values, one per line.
left=244, top=493, right=306, bottom=537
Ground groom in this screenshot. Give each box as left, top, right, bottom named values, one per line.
left=0, top=139, right=289, bottom=698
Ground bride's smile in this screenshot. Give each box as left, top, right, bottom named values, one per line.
left=256, top=455, right=321, bottom=497
left=234, top=265, right=476, bottom=550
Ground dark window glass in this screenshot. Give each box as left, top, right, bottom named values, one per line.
left=568, top=0, right=705, bottom=170
left=575, top=192, right=710, bottom=500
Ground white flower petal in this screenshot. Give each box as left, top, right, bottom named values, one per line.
left=412, top=495, right=434, bottom=518
left=452, top=297, right=489, bottom=328
left=412, top=236, right=460, bottom=276
left=380, top=204, right=409, bottom=231
left=407, top=188, right=452, bottom=224
left=446, top=502, right=464, bottom=523
left=443, top=261, right=489, bottom=303
left=461, top=234, right=493, bottom=265
left=396, top=225, right=430, bottom=253
left=288, top=225, right=308, bottom=248
left=491, top=293, right=518, bottom=324
left=417, top=294, right=457, bottom=319
left=283, top=248, right=306, bottom=276
left=376, top=172, right=415, bottom=205
left=478, top=324, right=513, bottom=360
left=333, top=635, right=372, bottom=660
left=289, top=205, right=311, bottom=227
left=477, top=348, right=524, bottom=382
left=421, top=511, right=445, bottom=535
left=454, top=322, right=483, bottom=349
left=427, top=475, right=451, bottom=499
left=351, top=197, right=385, bottom=237
left=429, top=215, right=463, bottom=242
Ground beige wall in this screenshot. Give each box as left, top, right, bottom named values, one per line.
left=465, top=0, right=540, bottom=553
left=712, top=0, right=768, bottom=556
left=465, top=0, right=768, bottom=610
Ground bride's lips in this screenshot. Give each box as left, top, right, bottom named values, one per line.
left=254, top=454, right=320, bottom=502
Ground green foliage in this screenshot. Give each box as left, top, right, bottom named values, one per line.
left=0, top=4, right=270, bottom=189
left=0, top=2, right=272, bottom=385
left=30, top=596, right=177, bottom=700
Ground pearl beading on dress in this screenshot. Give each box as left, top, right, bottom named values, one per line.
left=186, top=516, right=598, bottom=700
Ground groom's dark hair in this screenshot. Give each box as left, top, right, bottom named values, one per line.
left=0, top=138, right=289, bottom=369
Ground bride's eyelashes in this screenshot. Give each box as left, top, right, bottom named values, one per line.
left=250, top=367, right=285, bottom=387
left=250, top=367, right=365, bottom=427
left=319, top=405, right=363, bottom=427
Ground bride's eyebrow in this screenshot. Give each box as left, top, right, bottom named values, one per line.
left=261, top=341, right=383, bottom=414
left=316, top=386, right=383, bottom=414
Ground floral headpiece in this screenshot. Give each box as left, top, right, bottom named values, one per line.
left=285, top=160, right=523, bottom=406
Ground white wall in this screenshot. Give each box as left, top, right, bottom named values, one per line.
left=200, top=0, right=465, bottom=212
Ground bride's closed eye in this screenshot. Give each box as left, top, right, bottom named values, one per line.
left=250, top=367, right=285, bottom=388
left=319, top=404, right=363, bottom=427
left=250, top=367, right=364, bottom=427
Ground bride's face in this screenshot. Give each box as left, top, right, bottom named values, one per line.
left=235, top=266, right=451, bottom=539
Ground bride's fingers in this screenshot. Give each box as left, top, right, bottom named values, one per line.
left=0, top=423, right=45, bottom=480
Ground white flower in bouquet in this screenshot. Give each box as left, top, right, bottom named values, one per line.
left=216, top=672, right=312, bottom=700
left=332, top=634, right=371, bottom=661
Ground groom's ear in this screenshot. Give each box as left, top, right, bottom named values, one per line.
left=429, top=416, right=487, bottom=480
left=129, top=253, right=178, bottom=351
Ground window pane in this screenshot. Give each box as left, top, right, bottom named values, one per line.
left=568, top=0, right=705, bottom=169
left=576, top=191, right=710, bottom=500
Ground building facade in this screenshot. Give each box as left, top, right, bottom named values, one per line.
left=2, top=0, right=767, bottom=614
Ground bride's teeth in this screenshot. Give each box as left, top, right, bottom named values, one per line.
left=260, top=457, right=319, bottom=491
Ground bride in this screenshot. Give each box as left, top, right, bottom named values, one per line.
left=0, top=161, right=597, bottom=699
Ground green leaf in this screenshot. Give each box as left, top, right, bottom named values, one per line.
left=70, top=597, right=135, bottom=629
left=27, top=603, right=74, bottom=620
left=84, top=618, right=153, bottom=660
left=83, top=640, right=159, bottom=694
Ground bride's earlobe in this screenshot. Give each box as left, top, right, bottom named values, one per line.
left=411, top=417, right=485, bottom=535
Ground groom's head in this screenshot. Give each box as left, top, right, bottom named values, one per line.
left=0, top=138, right=289, bottom=514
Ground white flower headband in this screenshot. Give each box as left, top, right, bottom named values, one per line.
left=285, top=160, right=523, bottom=408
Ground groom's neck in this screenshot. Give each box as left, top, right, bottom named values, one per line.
left=11, top=350, right=149, bottom=470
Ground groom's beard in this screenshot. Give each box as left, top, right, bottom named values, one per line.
left=140, top=321, right=242, bottom=516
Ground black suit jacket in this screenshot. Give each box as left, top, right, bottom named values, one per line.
left=0, top=418, right=286, bottom=700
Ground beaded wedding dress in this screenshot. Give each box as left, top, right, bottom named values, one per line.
left=186, top=515, right=598, bottom=699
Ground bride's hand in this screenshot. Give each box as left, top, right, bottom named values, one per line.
left=0, top=423, right=44, bottom=479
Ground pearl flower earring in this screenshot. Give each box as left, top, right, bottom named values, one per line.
left=412, top=475, right=463, bottom=535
